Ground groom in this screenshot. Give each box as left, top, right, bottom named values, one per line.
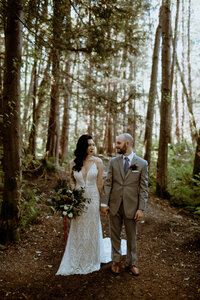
left=101, top=133, right=148, bottom=275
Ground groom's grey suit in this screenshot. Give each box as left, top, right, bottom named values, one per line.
left=101, top=153, right=148, bottom=265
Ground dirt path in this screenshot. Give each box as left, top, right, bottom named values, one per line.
left=0, top=175, right=199, bottom=300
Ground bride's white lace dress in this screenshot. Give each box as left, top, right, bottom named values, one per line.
left=56, top=162, right=126, bottom=275
left=56, top=163, right=105, bottom=275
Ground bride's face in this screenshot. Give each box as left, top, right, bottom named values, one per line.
left=86, top=139, right=95, bottom=155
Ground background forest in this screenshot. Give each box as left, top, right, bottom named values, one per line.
left=0, top=0, right=200, bottom=244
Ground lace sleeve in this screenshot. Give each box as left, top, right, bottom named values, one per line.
left=96, top=158, right=103, bottom=196
left=69, top=161, right=76, bottom=189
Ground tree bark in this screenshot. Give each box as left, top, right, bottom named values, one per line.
left=176, top=58, right=198, bottom=141
left=174, top=69, right=180, bottom=141
left=187, top=0, right=192, bottom=101
left=193, top=131, right=200, bottom=179
left=0, top=0, right=23, bottom=244
left=60, top=62, right=71, bottom=163
left=22, top=64, right=35, bottom=145
left=27, top=61, right=37, bottom=156
left=0, top=55, right=3, bottom=148
left=27, top=56, right=51, bottom=156
left=127, top=60, right=136, bottom=146
left=156, top=0, right=171, bottom=198
left=170, top=0, right=179, bottom=93
left=181, top=0, right=185, bottom=141
left=46, top=0, right=64, bottom=166
left=144, top=5, right=163, bottom=165
left=106, top=80, right=113, bottom=156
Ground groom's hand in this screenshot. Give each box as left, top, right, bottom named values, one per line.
left=100, top=206, right=109, bottom=215
left=134, top=209, right=144, bottom=222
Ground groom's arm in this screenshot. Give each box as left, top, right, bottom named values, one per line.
left=138, top=161, right=148, bottom=211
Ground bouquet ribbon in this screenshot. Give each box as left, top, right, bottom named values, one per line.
left=63, top=216, right=67, bottom=242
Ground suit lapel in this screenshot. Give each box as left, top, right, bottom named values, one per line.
left=117, top=155, right=124, bottom=179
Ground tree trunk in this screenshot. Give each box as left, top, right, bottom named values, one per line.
left=176, top=58, right=198, bottom=141
left=22, top=64, right=35, bottom=145
left=26, top=0, right=49, bottom=156
left=0, top=0, right=23, bottom=244
left=187, top=0, right=192, bottom=101
left=46, top=0, right=64, bottom=166
left=156, top=0, right=171, bottom=198
left=87, top=0, right=93, bottom=136
left=106, top=80, right=113, bottom=156
left=74, top=57, right=80, bottom=140
left=60, top=62, right=71, bottom=163
left=102, top=109, right=109, bottom=153
left=27, top=56, right=50, bottom=156
left=181, top=0, right=185, bottom=141
left=193, top=131, right=200, bottom=179
left=144, top=5, right=163, bottom=165
left=170, top=0, right=179, bottom=93
left=27, top=61, right=37, bottom=156
left=127, top=60, right=136, bottom=146
left=0, top=55, right=3, bottom=147
left=174, top=69, right=180, bottom=141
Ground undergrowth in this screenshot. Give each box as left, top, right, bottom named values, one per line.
left=19, top=182, right=43, bottom=228
left=149, top=141, right=200, bottom=220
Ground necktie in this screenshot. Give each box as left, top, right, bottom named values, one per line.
left=124, top=157, right=129, bottom=175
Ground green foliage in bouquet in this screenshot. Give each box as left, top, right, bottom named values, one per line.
left=48, top=179, right=91, bottom=219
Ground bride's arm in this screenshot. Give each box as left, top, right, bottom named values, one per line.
left=96, top=158, right=103, bottom=196
left=69, top=160, right=76, bottom=189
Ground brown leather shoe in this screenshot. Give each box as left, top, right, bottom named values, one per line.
left=128, top=265, right=139, bottom=276
left=111, top=262, right=120, bottom=275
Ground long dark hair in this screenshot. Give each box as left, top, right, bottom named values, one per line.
left=73, top=134, right=93, bottom=172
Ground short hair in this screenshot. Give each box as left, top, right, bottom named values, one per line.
left=123, top=133, right=134, bottom=146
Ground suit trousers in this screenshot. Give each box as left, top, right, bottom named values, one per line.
left=109, top=202, right=137, bottom=265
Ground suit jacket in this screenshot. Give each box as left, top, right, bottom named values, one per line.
left=101, top=154, right=148, bottom=219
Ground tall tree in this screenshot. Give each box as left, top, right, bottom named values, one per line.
left=170, top=0, right=179, bottom=93
left=176, top=58, right=198, bottom=141
left=174, top=69, right=180, bottom=141
left=0, top=0, right=24, bottom=244
left=60, top=62, right=71, bottom=163
left=187, top=0, right=192, bottom=101
left=180, top=0, right=185, bottom=140
left=156, top=0, right=171, bottom=198
left=27, top=56, right=51, bottom=155
left=46, top=0, right=64, bottom=165
left=144, top=5, right=163, bottom=165
left=27, top=0, right=49, bottom=156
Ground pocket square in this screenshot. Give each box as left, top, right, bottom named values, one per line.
left=131, top=170, right=139, bottom=173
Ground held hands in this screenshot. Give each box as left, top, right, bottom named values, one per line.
left=100, top=206, right=109, bottom=215
left=134, top=209, right=144, bottom=222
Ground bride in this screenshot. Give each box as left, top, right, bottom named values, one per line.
left=56, top=134, right=107, bottom=275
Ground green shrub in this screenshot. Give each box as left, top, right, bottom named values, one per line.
left=149, top=141, right=200, bottom=220
left=19, top=182, right=43, bottom=228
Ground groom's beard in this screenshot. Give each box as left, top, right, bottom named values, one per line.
left=117, top=143, right=127, bottom=155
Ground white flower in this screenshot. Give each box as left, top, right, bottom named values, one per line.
left=64, top=205, right=68, bottom=210
left=68, top=212, right=73, bottom=219
left=63, top=211, right=67, bottom=216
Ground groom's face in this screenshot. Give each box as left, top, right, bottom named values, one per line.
left=116, top=136, right=127, bottom=154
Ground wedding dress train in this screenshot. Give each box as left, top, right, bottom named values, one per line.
left=56, top=163, right=126, bottom=275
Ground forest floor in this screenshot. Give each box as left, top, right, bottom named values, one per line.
left=0, top=170, right=200, bottom=300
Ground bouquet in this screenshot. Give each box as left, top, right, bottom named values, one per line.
left=48, top=179, right=91, bottom=219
